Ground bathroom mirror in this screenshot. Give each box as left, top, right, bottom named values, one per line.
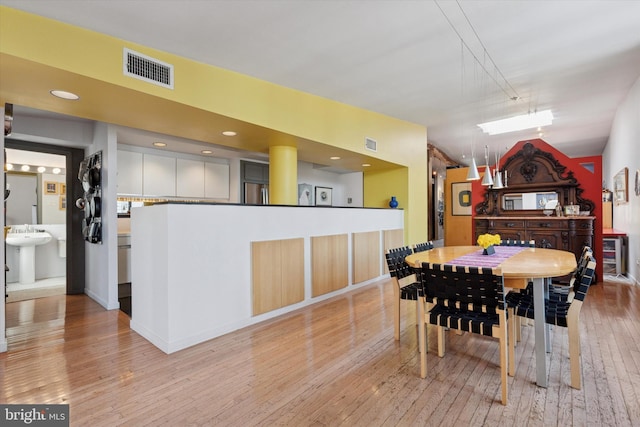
left=5, top=149, right=66, bottom=225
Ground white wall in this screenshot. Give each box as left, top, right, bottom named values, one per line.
left=297, top=161, right=363, bottom=207
left=602, top=76, right=640, bottom=285
left=84, top=123, right=120, bottom=309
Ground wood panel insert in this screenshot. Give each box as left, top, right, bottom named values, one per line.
left=252, top=238, right=304, bottom=315
left=311, top=234, right=348, bottom=297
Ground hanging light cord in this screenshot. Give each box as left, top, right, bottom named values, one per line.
left=434, top=0, right=522, bottom=103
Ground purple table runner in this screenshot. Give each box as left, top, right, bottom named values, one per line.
left=446, top=246, right=527, bottom=268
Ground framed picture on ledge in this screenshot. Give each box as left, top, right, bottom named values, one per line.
left=315, top=186, right=332, bottom=206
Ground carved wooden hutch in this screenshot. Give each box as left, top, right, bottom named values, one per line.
left=474, top=142, right=595, bottom=267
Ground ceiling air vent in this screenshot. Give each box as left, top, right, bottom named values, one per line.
left=365, top=137, right=377, bottom=152
left=123, top=48, right=174, bottom=89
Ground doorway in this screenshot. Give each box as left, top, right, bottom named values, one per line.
left=5, top=150, right=67, bottom=301
left=4, top=139, right=85, bottom=297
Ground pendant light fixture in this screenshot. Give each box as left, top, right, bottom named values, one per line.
left=492, top=150, right=504, bottom=189
left=481, top=145, right=494, bottom=186
left=467, top=156, right=480, bottom=180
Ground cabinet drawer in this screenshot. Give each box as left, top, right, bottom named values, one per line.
left=526, top=219, right=568, bottom=229
left=491, top=219, right=525, bottom=229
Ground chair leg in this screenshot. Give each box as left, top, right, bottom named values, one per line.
left=437, top=325, right=445, bottom=357
left=418, top=297, right=427, bottom=378
left=515, top=315, right=522, bottom=343
left=415, top=299, right=421, bottom=353
left=499, top=332, right=508, bottom=405
left=393, top=287, right=401, bottom=341
left=568, top=310, right=582, bottom=389
left=508, top=309, right=515, bottom=377
left=498, top=310, right=508, bottom=405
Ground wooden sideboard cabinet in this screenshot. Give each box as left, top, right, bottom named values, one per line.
left=475, top=216, right=595, bottom=262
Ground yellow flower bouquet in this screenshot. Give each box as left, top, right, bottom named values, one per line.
left=477, top=233, right=501, bottom=255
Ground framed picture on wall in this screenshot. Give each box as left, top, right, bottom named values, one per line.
left=59, top=196, right=66, bottom=210
left=298, top=183, right=313, bottom=206
left=315, top=186, right=332, bottom=206
left=451, top=182, right=472, bottom=216
left=613, top=167, right=628, bottom=205
left=45, top=181, right=58, bottom=194
left=60, top=183, right=66, bottom=195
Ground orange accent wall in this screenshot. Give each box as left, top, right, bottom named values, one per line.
left=472, top=139, right=603, bottom=280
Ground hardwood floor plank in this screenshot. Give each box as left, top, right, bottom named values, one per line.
left=1, top=279, right=638, bottom=426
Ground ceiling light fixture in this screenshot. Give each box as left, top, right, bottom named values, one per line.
left=222, top=131, right=236, bottom=136
left=50, top=90, right=79, bottom=100
left=52, top=168, right=61, bottom=174
left=478, top=110, right=553, bottom=135
left=152, top=142, right=167, bottom=147
left=481, top=145, right=493, bottom=186
left=6, top=163, right=13, bottom=170
left=37, top=166, right=46, bottom=173
left=362, top=163, right=371, bottom=167
left=21, top=164, right=30, bottom=172
left=201, top=150, right=213, bottom=154
left=330, top=156, right=341, bottom=160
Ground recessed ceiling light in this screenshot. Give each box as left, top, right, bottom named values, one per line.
left=6, top=163, right=13, bottom=170
left=37, top=166, right=46, bottom=173
left=21, top=164, right=30, bottom=171
left=330, top=156, right=341, bottom=160
left=222, top=131, right=236, bottom=136
left=152, top=142, right=167, bottom=147
left=52, top=168, right=61, bottom=174
left=201, top=150, right=213, bottom=154
left=362, top=163, right=371, bottom=167
left=50, top=90, right=79, bottom=100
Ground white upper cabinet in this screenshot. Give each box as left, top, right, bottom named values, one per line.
left=205, top=162, right=230, bottom=199
left=117, top=150, right=143, bottom=195
left=117, top=149, right=229, bottom=199
left=143, top=153, right=176, bottom=197
left=177, top=158, right=205, bottom=198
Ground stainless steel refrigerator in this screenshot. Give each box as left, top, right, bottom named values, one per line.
left=244, top=183, right=269, bottom=205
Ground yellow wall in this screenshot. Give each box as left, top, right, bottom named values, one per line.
left=0, top=6, right=428, bottom=243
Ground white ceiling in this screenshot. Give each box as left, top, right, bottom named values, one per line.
left=3, top=0, right=640, bottom=166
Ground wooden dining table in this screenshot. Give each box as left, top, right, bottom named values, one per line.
left=405, top=245, right=577, bottom=388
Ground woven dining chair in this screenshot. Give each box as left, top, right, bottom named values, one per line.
left=413, top=241, right=434, bottom=253
left=506, top=252, right=596, bottom=389
left=385, top=246, right=422, bottom=343
left=416, top=262, right=510, bottom=405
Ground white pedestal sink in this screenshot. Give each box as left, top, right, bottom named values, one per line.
left=6, top=232, right=52, bottom=284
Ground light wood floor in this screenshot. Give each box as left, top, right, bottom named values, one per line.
left=2, top=278, right=639, bottom=426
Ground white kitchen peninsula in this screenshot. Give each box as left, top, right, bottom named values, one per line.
left=130, top=203, right=404, bottom=353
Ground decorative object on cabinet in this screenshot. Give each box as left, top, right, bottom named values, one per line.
left=315, top=186, right=332, bottom=206
left=298, top=183, right=313, bottom=206
left=388, top=196, right=399, bottom=208
left=451, top=182, right=472, bottom=216
left=613, top=167, right=628, bottom=205
left=475, top=142, right=595, bottom=216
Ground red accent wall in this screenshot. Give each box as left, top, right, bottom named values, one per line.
left=472, top=139, right=603, bottom=280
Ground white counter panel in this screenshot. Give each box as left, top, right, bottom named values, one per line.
left=130, top=204, right=403, bottom=353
